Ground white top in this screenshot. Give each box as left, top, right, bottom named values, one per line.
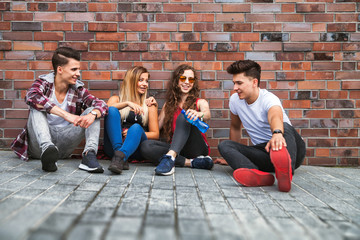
left=229, top=88, right=291, bottom=145
left=47, top=85, right=71, bottom=127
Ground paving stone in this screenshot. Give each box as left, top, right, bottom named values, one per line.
left=67, top=223, right=106, bottom=240
left=142, top=226, right=176, bottom=240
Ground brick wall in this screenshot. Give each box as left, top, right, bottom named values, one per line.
left=0, top=1, right=359, bottom=166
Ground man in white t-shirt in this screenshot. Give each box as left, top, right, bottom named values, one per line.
left=218, top=60, right=306, bottom=192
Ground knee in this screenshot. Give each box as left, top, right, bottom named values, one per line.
left=218, top=140, right=232, bottom=153
left=140, top=140, right=152, bottom=155
left=283, top=122, right=293, bottom=136
left=108, top=106, right=119, bottom=116
left=128, top=123, right=143, bottom=133
left=176, top=113, right=187, bottom=125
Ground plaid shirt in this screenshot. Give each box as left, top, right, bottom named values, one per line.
left=11, top=72, right=108, bottom=161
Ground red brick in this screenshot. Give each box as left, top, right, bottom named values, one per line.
left=0, top=61, right=27, bottom=70
left=253, top=42, right=282, bottom=51
left=291, top=33, right=319, bottom=42
left=5, top=109, right=29, bottom=119
left=304, top=110, right=331, bottom=118
left=281, top=3, right=295, bottom=13
left=194, top=62, right=222, bottom=71
left=315, top=148, right=330, bottom=157
left=198, top=81, right=220, bottom=90
left=338, top=139, right=360, bottom=147
left=186, top=52, right=215, bottom=61
left=246, top=14, right=274, bottom=22
left=331, top=148, right=358, bottom=157
left=65, top=33, right=94, bottom=41
left=88, top=3, right=117, bottom=12
left=201, top=90, right=229, bottom=99
left=0, top=22, right=10, bottom=31
left=210, top=43, right=237, bottom=52
left=155, top=14, right=184, bottom=22
left=96, top=13, right=124, bottom=22
left=43, top=22, right=71, bottom=31
left=306, top=72, right=333, bottom=80
left=34, top=32, right=63, bottom=41
left=82, top=71, right=111, bottom=80
left=330, top=129, right=358, bottom=137
left=172, top=33, right=200, bottom=42
left=313, top=23, right=327, bottom=32
left=82, top=52, right=110, bottom=61
left=308, top=139, right=336, bottom=147
left=305, top=14, right=333, bottom=22
left=5, top=71, right=34, bottom=80
left=0, top=41, right=11, bottom=51
left=113, top=53, right=141, bottom=61
left=149, top=43, right=178, bottom=51
left=319, top=91, right=348, bottom=99
left=336, top=72, right=360, bottom=80
left=95, top=33, right=125, bottom=42
left=34, top=12, right=63, bottom=21
left=328, top=3, right=356, bottom=12
left=312, top=62, right=340, bottom=71
left=29, top=61, right=52, bottom=70
left=4, top=12, right=33, bottom=21
left=73, top=23, right=86, bottom=31
left=222, top=4, right=251, bottom=13
left=350, top=91, right=360, bottom=99
left=0, top=119, right=27, bottom=128
left=232, top=33, right=259, bottom=42
left=142, top=52, right=170, bottom=61
left=119, top=43, right=147, bottom=52
left=253, top=23, right=282, bottom=32
left=238, top=43, right=252, bottom=52
left=180, top=42, right=208, bottom=51
left=179, top=23, right=192, bottom=32
left=193, top=4, right=221, bottom=12
left=216, top=52, right=244, bottom=61
left=298, top=81, right=326, bottom=90
left=216, top=13, right=245, bottom=22
left=283, top=62, right=311, bottom=71
left=58, top=42, right=88, bottom=52
left=27, top=3, right=56, bottom=11
left=163, top=4, right=192, bottom=13
left=2, top=32, right=32, bottom=41
left=296, top=4, right=325, bottom=13
left=328, top=81, right=341, bottom=90
left=186, top=14, right=214, bottom=22
left=142, top=33, right=170, bottom=42
left=89, top=43, right=118, bottom=51
left=202, top=33, right=230, bottom=42
left=149, top=23, right=177, bottom=32
left=301, top=129, right=329, bottom=137
left=342, top=81, right=360, bottom=89
left=126, top=33, right=140, bottom=41
left=328, top=23, right=356, bottom=32
left=65, top=13, right=95, bottom=22
left=5, top=51, right=34, bottom=60
left=44, top=42, right=58, bottom=51
left=284, top=23, right=311, bottom=32
left=335, top=14, right=358, bottom=22
left=313, top=43, right=341, bottom=51
left=343, top=43, right=360, bottom=51
left=224, top=23, right=251, bottom=32
left=0, top=2, right=10, bottom=11
left=276, top=14, right=303, bottom=22
left=194, top=23, right=222, bottom=32
left=137, top=62, right=163, bottom=70
left=88, top=23, right=117, bottom=32
left=133, top=3, right=161, bottom=12
left=89, top=62, right=118, bottom=71
left=14, top=81, right=33, bottom=89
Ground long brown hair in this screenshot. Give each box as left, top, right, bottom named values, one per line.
left=162, top=64, right=200, bottom=141
left=119, top=66, right=149, bottom=126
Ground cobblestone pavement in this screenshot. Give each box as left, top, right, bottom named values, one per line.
left=0, top=150, right=359, bottom=240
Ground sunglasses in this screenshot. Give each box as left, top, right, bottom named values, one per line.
left=179, top=76, right=195, bottom=83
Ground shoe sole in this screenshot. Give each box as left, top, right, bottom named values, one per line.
left=41, top=146, right=59, bottom=172
left=79, top=164, right=104, bottom=173
left=108, top=165, right=122, bottom=174
left=155, top=167, right=175, bottom=176
left=233, top=169, right=275, bottom=187
left=270, top=148, right=292, bottom=192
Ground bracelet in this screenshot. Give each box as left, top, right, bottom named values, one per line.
left=200, top=113, right=204, bottom=122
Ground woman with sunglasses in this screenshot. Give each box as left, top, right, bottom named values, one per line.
left=140, top=64, right=213, bottom=175
left=104, top=66, right=159, bottom=174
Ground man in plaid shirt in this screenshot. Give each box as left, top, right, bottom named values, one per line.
left=11, top=47, right=108, bottom=173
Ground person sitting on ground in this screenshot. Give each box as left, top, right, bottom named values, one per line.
left=104, top=66, right=159, bottom=174
left=140, top=64, right=214, bottom=176
left=218, top=60, right=306, bottom=192
left=11, top=47, right=108, bottom=173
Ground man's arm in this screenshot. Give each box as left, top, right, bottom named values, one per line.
left=229, top=112, right=242, bottom=142
left=265, top=106, right=286, bottom=152
left=25, top=78, right=56, bottom=113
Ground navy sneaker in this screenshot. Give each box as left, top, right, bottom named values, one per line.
left=79, top=150, right=104, bottom=173
left=191, top=156, right=214, bottom=170
left=41, top=145, right=59, bottom=172
left=155, top=155, right=175, bottom=176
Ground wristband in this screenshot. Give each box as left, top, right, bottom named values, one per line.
left=200, top=113, right=204, bottom=122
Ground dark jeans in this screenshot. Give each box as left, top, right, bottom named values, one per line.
left=218, top=123, right=306, bottom=174
left=140, top=113, right=208, bottom=166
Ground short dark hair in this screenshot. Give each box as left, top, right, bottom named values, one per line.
left=227, top=60, right=261, bottom=86
left=52, top=47, right=80, bottom=75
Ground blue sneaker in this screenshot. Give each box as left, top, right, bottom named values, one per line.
left=191, top=156, right=214, bottom=170
left=155, top=155, right=175, bottom=176
left=79, top=150, right=104, bottom=173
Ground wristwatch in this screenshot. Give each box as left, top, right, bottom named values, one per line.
left=273, top=129, right=283, bottom=135
left=90, top=110, right=98, bottom=119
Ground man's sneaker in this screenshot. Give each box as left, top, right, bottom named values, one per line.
left=155, top=155, right=175, bottom=176
left=79, top=150, right=104, bottom=173
left=233, top=168, right=275, bottom=187
left=108, top=151, right=125, bottom=174
left=270, top=148, right=292, bottom=192
left=191, top=156, right=214, bottom=170
left=41, top=145, right=59, bottom=172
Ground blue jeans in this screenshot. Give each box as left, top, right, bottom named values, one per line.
left=104, top=106, right=147, bottom=161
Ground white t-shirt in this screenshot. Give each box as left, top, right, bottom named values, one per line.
left=229, top=88, right=291, bottom=145
left=47, top=86, right=71, bottom=127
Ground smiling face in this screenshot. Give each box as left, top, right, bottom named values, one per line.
left=177, top=69, right=195, bottom=95
left=137, top=72, right=149, bottom=95
left=57, top=58, right=80, bottom=85
left=233, top=72, right=259, bottom=104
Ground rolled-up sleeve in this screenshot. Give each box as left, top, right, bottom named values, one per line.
left=79, top=87, right=108, bottom=117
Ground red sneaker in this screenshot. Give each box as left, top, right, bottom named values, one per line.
left=270, top=148, right=292, bottom=192
left=233, top=168, right=275, bottom=187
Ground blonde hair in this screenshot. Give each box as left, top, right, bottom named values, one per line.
left=119, top=66, right=149, bottom=126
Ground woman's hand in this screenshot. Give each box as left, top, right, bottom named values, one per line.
left=185, top=109, right=201, bottom=121
left=122, top=129, right=128, bottom=138
left=145, top=97, right=158, bottom=107
left=127, top=101, right=143, bottom=115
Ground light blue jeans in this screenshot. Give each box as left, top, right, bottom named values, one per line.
left=27, top=107, right=100, bottom=159
left=104, top=106, right=147, bottom=161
